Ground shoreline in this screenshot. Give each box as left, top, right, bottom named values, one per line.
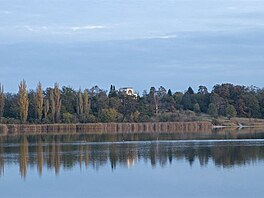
left=0, top=121, right=212, bottom=135
left=212, top=125, right=263, bottom=129
left=1, top=121, right=264, bottom=136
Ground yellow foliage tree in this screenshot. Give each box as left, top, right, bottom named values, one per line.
left=50, top=90, right=55, bottom=123
left=36, top=82, right=43, bottom=121
left=19, top=80, right=29, bottom=123
left=77, top=90, right=83, bottom=116
left=83, top=89, right=90, bottom=118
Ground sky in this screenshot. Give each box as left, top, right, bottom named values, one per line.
left=0, top=0, right=264, bottom=93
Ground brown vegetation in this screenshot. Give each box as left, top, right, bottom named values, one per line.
left=0, top=121, right=212, bottom=135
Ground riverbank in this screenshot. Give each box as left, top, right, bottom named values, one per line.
left=0, top=121, right=212, bottom=135
left=1, top=117, right=264, bottom=136
left=213, top=117, right=264, bottom=128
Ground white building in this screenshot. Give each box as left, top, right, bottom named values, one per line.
left=119, top=87, right=137, bottom=97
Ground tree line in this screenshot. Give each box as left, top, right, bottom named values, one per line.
left=0, top=81, right=264, bottom=124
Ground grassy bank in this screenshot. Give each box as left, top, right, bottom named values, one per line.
left=212, top=117, right=264, bottom=127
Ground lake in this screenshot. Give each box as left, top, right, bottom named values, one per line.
left=0, top=131, right=264, bottom=198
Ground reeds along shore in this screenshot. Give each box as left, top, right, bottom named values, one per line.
left=0, top=121, right=212, bottom=135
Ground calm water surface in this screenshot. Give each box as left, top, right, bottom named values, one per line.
left=0, top=131, right=264, bottom=198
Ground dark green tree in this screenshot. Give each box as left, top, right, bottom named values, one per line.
left=193, top=103, right=201, bottom=113
left=0, top=84, right=4, bottom=121
left=167, top=89, right=172, bottom=97
left=226, top=104, right=237, bottom=118
left=208, top=103, right=218, bottom=118
left=99, top=108, right=118, bottom=122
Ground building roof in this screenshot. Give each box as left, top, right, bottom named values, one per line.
left=119, top=87, right=134, bottom=90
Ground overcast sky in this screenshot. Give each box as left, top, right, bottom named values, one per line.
left=0, top=0, right=264, bottom=93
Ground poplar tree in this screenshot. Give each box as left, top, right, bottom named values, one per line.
left=77, top=90, right=83, bottom=116
left=0, top=84, right=4, bottom=121
left=83, top=89, right=90, bottom=118
left=44, top=97, right=49, bottom=122
left=50, top=90, right=55, bottom=123
left=19, top=80, right=29, bottom=123
left=54, top=83, right=61, bottom=123
left=36, top=82, right=43, bottom=121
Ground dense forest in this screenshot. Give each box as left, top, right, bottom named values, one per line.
left=0, top=81, right=263, bottom=124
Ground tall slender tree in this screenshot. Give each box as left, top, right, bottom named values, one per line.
left=44, top=97, right=49, bottom=122
left=50, top=90, right=55, bottom=123
left=36, top=82, right=43, bottom=121
left=0, top=83, right=4, bottom=120
left=77, top=89, right=84, bottom=116
left=54, top=83, right=61, bottom=123
left=18, top=80, right=29, bottom=123
left=83, top=89, right=90, bottom=118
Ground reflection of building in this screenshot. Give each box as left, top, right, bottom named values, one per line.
left=127, top=158, right=136, bottom=168
left=119, top=87, right=137, bottom=97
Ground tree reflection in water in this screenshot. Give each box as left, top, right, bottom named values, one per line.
left=0, top=131, right=263, bottom=178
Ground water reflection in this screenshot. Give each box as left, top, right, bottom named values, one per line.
left=0, top=132, right=264, bottom=179
left=0, top=139, right=4, bottom=176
